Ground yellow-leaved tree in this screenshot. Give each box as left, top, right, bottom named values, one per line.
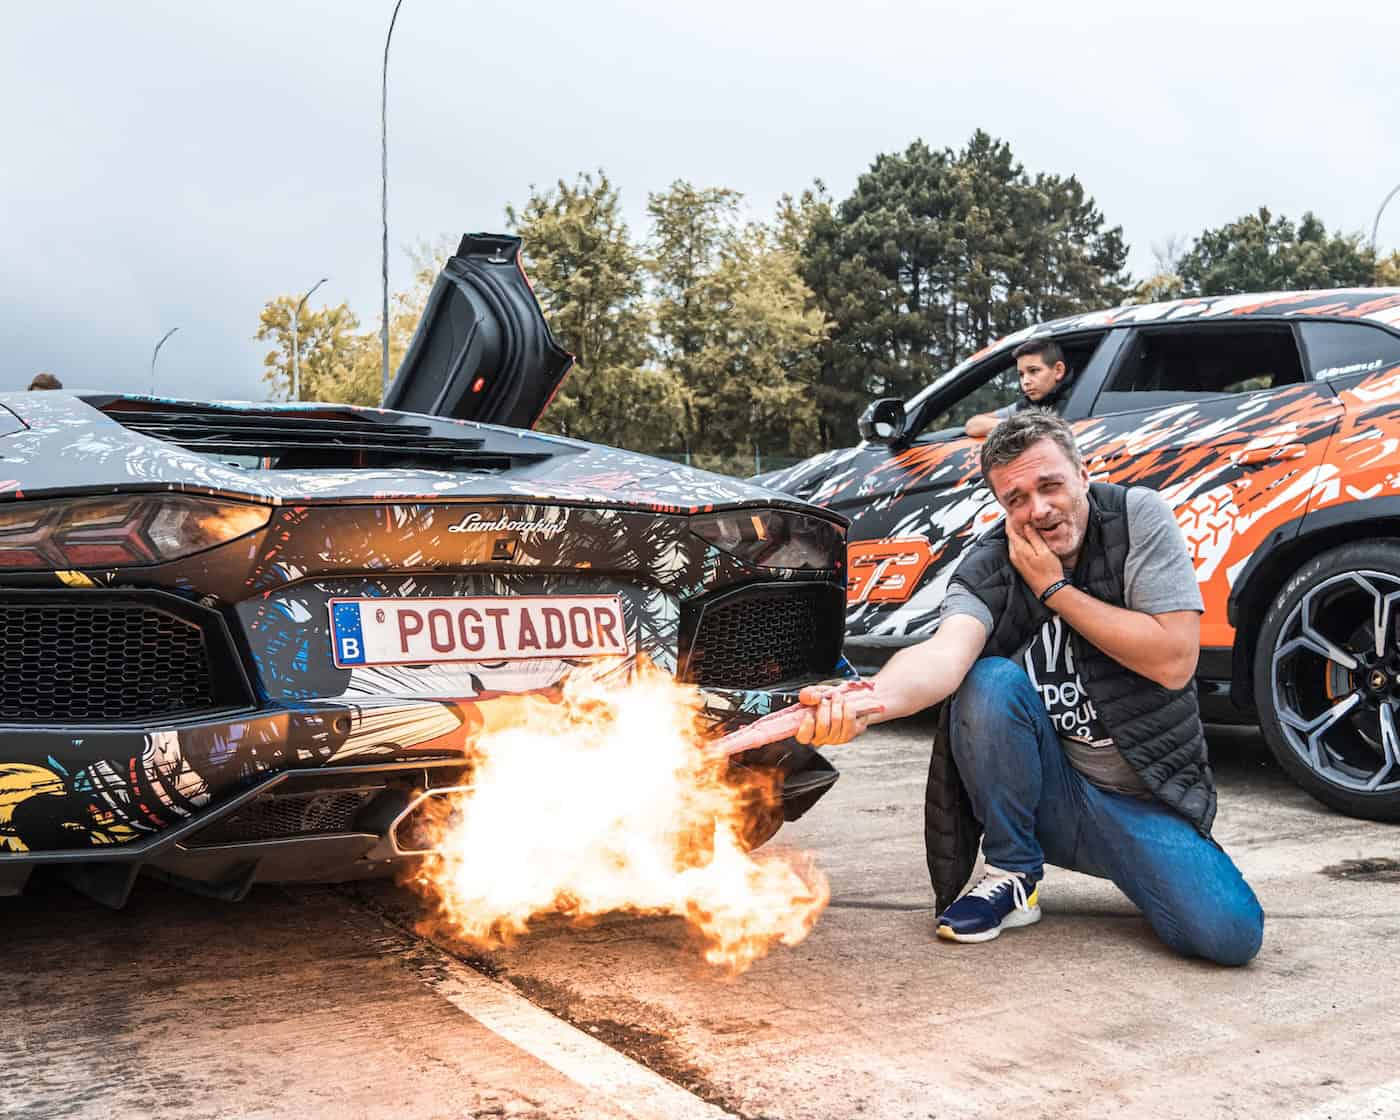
left=255, top=237, right=455, bottom=406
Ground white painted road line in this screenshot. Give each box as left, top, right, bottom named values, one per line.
left=369, top=919, right=735, bottom=1120
left=1291, top=1079, right=1400, bottom=1120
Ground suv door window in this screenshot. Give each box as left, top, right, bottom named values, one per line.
left=915, top=357, right=1021, bottom=439
left=915, top=331, right=1108, bottom=439
left=1081, top=322, right=1340, bottom=650
left=1094, top=325, right=1305, bottom=415
left=1299, top=321, right=1400, bottom=383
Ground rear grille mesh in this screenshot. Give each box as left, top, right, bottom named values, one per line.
left=0, top=601, right=217, bottom=722
left=188, top=790, right=380, bottom=846
left=687, top=586, right=834, bottom=689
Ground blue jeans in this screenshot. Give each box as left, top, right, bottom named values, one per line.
left=949, top=657, right=1265, bottom=966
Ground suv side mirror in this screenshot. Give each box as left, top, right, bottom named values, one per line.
left=858, top=398, right=907, bottom=444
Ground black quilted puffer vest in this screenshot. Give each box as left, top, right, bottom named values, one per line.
left=923, top=483, right=1216, bottom=910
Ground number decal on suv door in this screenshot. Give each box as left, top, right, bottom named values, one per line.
left=847, top=538, right=935, bottom=604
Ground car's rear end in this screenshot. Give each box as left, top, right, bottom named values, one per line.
left=0, top=392, right=849, bottom=906
left=0, top=232, right=853, bottom=905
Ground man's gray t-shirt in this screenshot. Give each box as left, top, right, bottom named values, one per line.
left=940, top=488, right=1204, bottom=797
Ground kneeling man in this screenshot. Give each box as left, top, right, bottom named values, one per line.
left=799, top=411, right=1263, bottom=965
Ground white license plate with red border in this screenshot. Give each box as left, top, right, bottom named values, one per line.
left=328, top=595, right=630, bottom=668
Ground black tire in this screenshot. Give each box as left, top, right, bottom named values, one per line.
left=1254, top=540, right=1400, bottom=821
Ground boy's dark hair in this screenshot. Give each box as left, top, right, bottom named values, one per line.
left=979, top=408, right=1083, bottom=482
left=27, top=373, right=62, bottom=390
left=1011, top=338, right=1065, bottom=368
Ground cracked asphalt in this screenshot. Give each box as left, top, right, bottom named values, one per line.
left=3, top=716, right=1398, bottom=1120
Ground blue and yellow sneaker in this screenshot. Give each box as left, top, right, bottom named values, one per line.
left=936, top=867, right=1041, bottom=943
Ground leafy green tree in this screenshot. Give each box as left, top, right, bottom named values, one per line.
left=256, top=288, right=425, bottom=408
left=508, top=172, right=685, bottom=452
left=646, top=181, right=743, bottom=398
left=771, top=185, right=852, bottom=451
left=336, top=310, right=415, bottom=408
left=646, top=181, right=740, bottom=462
left=773, top=183, right=834, bottom=257
left=1378, top=251, right=1400, bottom=287
left=684, top=228, right=828, bottom=471
left=1130, top=272, right=1187, bottom=304
left=647, top=182, right=826, bottom=470
left=1129, top=236, right=1189, bottom=305
left=799, top=132, right=1129, bottom=446
left=1176, top=208, right=1376, bottom=295
left=255, top=298, right=367, bottom=402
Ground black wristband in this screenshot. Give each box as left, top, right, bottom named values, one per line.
left=1039, top=578, right=1072, bottom=605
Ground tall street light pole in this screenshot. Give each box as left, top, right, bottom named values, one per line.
left=381, top=0, right=405, bottom=405
left=149, top=327, right=180, bottom=396
left=292, top=276, right=329, bottom=402
left=1372, top=181, right=1400, bottom=279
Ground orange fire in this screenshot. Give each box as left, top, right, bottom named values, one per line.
left=406, top=659, right=830, bottom=973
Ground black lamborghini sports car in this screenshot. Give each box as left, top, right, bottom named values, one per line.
left=0, top=234, right=850, bottom=906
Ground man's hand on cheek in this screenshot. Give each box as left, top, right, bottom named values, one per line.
left=1008, top=523, right=1063, bottom=597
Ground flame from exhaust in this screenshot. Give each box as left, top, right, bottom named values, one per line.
left=407, top=659, right=829, bottom=973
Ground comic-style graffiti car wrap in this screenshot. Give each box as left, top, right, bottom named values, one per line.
left=761, top=288, right=1400, bottom=821
left=0, top=234, right=850, bottom=906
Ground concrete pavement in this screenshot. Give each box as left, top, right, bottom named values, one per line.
left=2, top=720, right=1397, bottom=1120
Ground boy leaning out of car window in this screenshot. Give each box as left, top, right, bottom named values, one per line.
left=964, top=339, right=1071, bottom=438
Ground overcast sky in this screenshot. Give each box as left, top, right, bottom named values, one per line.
left=4, top=0, right=1398, bottom=402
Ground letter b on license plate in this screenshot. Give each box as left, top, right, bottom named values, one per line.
left=328, top=595, right=630, bottom=668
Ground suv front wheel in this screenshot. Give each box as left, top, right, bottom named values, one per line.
left=1255, top=541, right=1400, bottom=821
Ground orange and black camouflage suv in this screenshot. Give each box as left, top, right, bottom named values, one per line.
left=761, top=289, right=1400, bottom=822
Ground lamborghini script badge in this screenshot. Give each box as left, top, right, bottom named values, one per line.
left=447, top=512, right=566, bottom=538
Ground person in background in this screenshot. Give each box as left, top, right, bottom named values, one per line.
left=28, top=373, right=62, bottom=390
left=964, top=339, right=1071, bottom=438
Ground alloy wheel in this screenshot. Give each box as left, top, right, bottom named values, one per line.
left=1270, top=569, right=1400, bottom=794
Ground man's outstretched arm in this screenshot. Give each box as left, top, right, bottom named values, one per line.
left=797, top=613, right=988, bottom=746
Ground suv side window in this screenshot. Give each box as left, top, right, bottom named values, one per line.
left=916, top=358, right=1020, bottom=438
left=914, top=331, right=1108, bottom=439
left=1093, top=325, right=1305, bottom=414
left=1299, top=321, right=1400, bottom=382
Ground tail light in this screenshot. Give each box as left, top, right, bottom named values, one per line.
left=689, top=509, right=844, bottom=570
left=0, top=495, right=271, bottom=570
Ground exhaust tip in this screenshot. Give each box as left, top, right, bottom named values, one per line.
left=387, top=786, right=470, bottom=856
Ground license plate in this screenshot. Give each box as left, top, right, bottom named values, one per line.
left=328, top=595, right=630, bottom=668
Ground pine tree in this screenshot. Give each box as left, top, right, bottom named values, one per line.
left=799, top=132, right=1129, bottom=446
left=508, top=172, right=685, bottom=453
left=1177, top=208, right=1377, bottom=295
left=647, top=182, right=826, bottom=471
